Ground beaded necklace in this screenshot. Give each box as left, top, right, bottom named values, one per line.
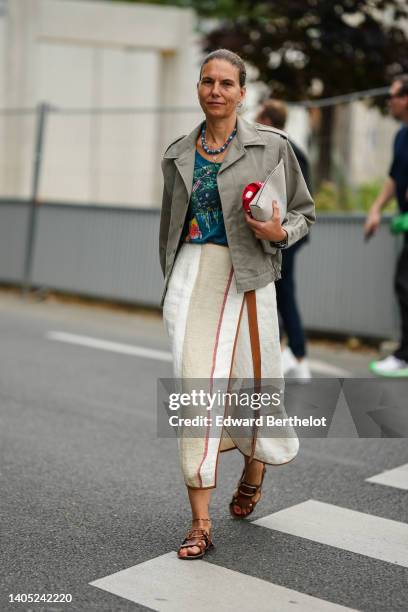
left=200, top=122, right=237, bottom=163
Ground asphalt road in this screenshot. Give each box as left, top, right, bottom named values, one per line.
left=1, top=290, right=407, bottom=612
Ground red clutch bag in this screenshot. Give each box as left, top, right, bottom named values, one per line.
left=242, top=182, right=263, bottom=216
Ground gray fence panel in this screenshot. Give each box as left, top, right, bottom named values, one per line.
left=0, top=200, right=29, bottom=282
left=0, top=200, right=401, bottom=338
left=31, top=203, right=163, bottom=306
left=296, top=215, right=400, bottom=338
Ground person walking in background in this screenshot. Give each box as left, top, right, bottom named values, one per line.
left=256, top=100, right=313, bottom=380
left=365, top=75, right=408, bottom=377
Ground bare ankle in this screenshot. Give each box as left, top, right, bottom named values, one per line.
left=192, top=517, right=211, bottom=531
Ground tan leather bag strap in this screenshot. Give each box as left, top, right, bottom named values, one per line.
left=245, top=290, right=262, bottom=381
left=245, top=290, right=261, bottom=462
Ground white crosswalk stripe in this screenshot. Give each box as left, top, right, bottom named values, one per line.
left=253, top=500, right=408, bottom=567
left=46, top=331, right=349, bottom=374
left=365, top=463, right=408, bottom=490
left=46, top=331, right=173, bottom=362
left=90, top=551, right=356, bottom=612
left=59, top=324, right=402, bottom=607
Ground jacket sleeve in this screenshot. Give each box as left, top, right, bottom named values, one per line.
left=280, top=138, right=316, bottom=248
left=159, top=161, right=171, bottom=278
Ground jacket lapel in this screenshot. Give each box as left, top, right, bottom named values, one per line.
left=217, top=115, right=265, bottom=175
left=166, top=124, right=200, bottom=201
left=174, top=149, right=196, bottom=201
left=217, top=136, right=246, bottom=175
left=165, top=115, right=265, bottom=196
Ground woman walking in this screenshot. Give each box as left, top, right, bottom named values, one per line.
left=159, top=49, right=315, bottom=559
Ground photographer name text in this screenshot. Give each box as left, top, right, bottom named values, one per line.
left=168, top=415, right=327, bottom=427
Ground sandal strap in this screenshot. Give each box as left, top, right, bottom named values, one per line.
left=179, top=528, right=212, bottom=552
left=238, top=482, right=259, bottom=496
left=232, top=464, right=266, bottom=512
left=186, top=528, right=210, bottom=540
left=180, top=539, right=206, bottom=550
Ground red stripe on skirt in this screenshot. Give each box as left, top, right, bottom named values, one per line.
left=196, top=266, right=234, bottom=488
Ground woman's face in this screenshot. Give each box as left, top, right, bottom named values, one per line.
left=197, top=59, right=246, bottom=121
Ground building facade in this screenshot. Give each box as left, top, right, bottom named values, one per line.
left=1, top=0, right=202, bottom=205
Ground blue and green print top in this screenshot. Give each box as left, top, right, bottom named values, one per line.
left=182, top=150, right=228, bottom=246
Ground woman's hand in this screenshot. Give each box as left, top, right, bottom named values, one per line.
left=244, top=201, right=287, bottom=242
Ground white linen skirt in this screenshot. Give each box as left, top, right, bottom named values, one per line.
left=162, top=242, right=299, bottom=489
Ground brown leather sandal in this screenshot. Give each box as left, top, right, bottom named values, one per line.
left=229, top=464, right=266, bottom=519
left=177, top=518, right=214, bottom=560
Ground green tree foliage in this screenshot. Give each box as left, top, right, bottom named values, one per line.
left=200, top=0, right=408, bottom=101
left=116, top=0, right=408, bottom=187
left=116, top=0, right=408, bottom=100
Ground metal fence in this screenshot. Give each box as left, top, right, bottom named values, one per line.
left=0, top=198, right=400, bottom=339
left=0, top=94, right=402, bottom=339
left=0, top=90, right=399, bottom=208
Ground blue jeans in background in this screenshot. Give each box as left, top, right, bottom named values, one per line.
left=275, top=236, right=308, bottom=359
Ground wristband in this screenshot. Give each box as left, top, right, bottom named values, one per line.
left=271, top=230, right=288, bottom=249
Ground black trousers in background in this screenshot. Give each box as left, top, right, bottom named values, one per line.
left=394, top=238, right=408, bottom=362
left=275, top=236, right=308, bottom=359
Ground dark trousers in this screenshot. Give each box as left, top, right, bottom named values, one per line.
left=394, top=238, right=408, bottom=362
left=275, top=237, right=307, bottom=359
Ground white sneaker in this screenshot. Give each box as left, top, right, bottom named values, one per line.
left=281, top=347, right=297, bottom=375
left=370, top=355, right=408, bottom=377
left=289, top=358, right=312, bottom=382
